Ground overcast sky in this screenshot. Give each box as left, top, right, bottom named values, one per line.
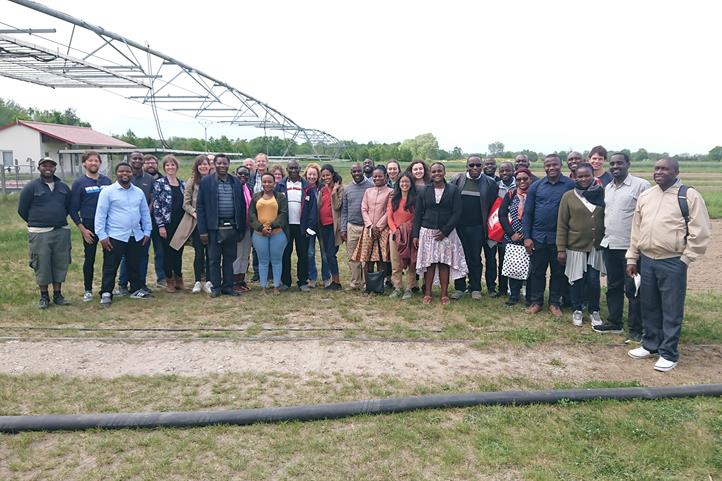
left=1, top=0, right=720, bottom=155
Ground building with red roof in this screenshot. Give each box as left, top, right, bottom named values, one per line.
left=0, top=120, right=134, bottom=177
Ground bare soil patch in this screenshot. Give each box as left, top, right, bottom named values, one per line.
left=2, top=338, right=720, bottom=387
left=687, top=219, right=722, bottom=292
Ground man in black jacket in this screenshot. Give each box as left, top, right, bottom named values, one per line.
left=449, top=155, right=499, bottom=299
left=196, top=154, right=247, bottom=297
left=17, top=157, right=72, bottom=309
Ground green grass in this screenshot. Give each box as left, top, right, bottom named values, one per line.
left=1, top=373, right=720, bottom=481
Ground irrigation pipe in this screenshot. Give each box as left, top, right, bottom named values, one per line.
left=2, top=384, right=720, bottom=433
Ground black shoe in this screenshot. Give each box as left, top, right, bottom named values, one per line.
left=221, top=288, right=240, bottom=297
left=53, top=294, right=70, bottom=306
left=209, top=289, right=221, bottom=298
left=592, top=323, right=624, bottom=334
left=325, top=282, right=342, bottom=291
left=505, top=298, right=519, bottom=307
left=488, top=290, right=501, bottom=298
left=251, top=275, right=260, bottom=282
left=411, top=287, right=420, bottom=293
left=38, top=296, right=50, bottom=309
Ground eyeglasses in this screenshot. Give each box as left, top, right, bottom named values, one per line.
left=468, top=163, right=482, bottom=168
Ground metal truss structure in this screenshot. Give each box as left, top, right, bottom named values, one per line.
left=0, top=0, right=343, bottom=158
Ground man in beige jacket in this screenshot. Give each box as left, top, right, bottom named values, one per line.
left=626, top=157, right=711, bottom=372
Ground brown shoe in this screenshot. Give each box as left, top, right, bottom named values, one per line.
left=549, top=305, right=562, bottom=318
left=175, top=276, right=185, bottom=291
left=526, top=304, right=542, bottom=314
left=166, top=276, right=176, bottom=293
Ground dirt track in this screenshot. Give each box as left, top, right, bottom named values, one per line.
left=2, top=339, right=720, bottom=386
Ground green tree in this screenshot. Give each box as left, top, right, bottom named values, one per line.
left=401, top=133, right=439, bottom=160
left=0, top=98, right=30, bottom=125
left=708, top=146, right=722, bottom=162
left=488, top=141, right=505, bottom=156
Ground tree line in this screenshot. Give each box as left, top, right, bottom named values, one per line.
left=2, top=98, right=721, bottom=162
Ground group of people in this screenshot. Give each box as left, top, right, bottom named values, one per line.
left=18, top=146, right=711, bottom=371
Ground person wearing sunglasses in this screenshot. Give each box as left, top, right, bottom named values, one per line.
left=448, top=155, right=499, bottom=300
left=499, top=167, right=533, bottom=306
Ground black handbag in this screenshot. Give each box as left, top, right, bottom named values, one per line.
left=364, top=236, right=386, bottom=294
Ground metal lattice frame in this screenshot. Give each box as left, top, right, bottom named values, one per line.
left=0, top=0, right=343, bottom=158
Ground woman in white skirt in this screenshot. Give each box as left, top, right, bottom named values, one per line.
left=412, top=162, right=468, bottom=305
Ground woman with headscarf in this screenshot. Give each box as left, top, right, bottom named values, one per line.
left=499, top=167, right=533, bottom=306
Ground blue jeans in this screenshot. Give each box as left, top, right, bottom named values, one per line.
left=569, top=266, right=600, bottom=312
left=252, top=230, right=287, bottom=288
left=307, top=234, right=331, bottom=282
left=640, top=255, right=687, bottom=362
left=320, top=224, right=340, bottom=276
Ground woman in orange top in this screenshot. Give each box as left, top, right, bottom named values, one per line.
left=387, top=172, right=418, bottom=299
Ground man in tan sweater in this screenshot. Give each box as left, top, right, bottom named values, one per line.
left=626, top=157, right=711, bottom=372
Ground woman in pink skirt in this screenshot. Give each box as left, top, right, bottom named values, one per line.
left=412, top=162, right=468, bottom=305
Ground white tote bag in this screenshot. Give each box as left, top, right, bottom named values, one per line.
left=502, top=243, right=530, bottom=280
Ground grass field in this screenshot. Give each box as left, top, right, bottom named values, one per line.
left=1, top=162, right=721, bottom=480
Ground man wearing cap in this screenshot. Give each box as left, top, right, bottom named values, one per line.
left=17, top=156, right=73, bottom=309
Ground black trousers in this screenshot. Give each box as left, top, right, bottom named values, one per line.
left=282, top=224, right=309, bottom=288
left=101, top=236, right=144, bottom=296
left=81, top=219, right=99, bottom=292
left=208, top=229, right=238, bottom=291
left=455, top=224, right=484, bottom=292
left=604, top=248, right=642, bottom=335
left=529, top=243, right=566, bottom=307
left=162, top=221, right=184, bottom=279
left=482, top=242, right=498, bottom=293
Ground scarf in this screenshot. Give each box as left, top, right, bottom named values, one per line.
left=575, top=182, right=604, bottom=207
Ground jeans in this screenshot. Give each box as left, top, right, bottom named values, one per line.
left=640, top=255, right=687, bottom=362
left=529, top=242, right=566, bottom=307
left=192, top=228, right=210, bottom=282
left=482, top=242, right=498, bottom=293
left=454, top=224, right=484, bottom=293
left=320, top=224, right=340, bottom=277
left=569, top=266, right=600, bottom=312
left=252, top=230, right=287, bottom=288
left=81, top=219, right=99, bottom=292
left=604, top=248, right=642, bottom=335
left=307, top=234, right=331, bottom=282
left=208, top=229, right=238, bottom=291
left=101, top=237, right=144, bottom=296
left=282, top=224, right=309, bottom=288
left=150, top=225, right=165, bottom=282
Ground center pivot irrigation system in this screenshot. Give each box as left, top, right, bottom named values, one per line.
left=0, top=0, right=343, bottom=159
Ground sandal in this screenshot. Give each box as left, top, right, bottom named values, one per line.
left=441, top=296, right=450, bottom=305
left=422, top=295, right=432, bottom=305
left=238, top=282, right=251, bottom=292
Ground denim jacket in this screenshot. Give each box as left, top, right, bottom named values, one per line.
left=152, top=176, right=186, bottom=227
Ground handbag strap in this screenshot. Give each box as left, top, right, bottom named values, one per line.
left=366, top=229, right=383, bottom=263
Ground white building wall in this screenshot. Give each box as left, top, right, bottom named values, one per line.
left=0, top=124, right=42, bottom=173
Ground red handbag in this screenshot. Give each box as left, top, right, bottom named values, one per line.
left=487, top=197, right=504, bottom=243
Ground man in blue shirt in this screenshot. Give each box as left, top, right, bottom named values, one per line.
left=523, top=154, right=575, bottom=317
left=95, top=162, right=152, bottom=307
left=69, top=150, right=112, bottom=302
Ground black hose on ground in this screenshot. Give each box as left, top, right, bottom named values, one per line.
left=2, top=384, right=720, bottom=433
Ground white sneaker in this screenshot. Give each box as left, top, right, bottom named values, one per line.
left=572, top=310, right=583, bottom=327
left=401, top=288, right=413, bottom=300
left=628, top=346, right=654, bottom=359
left=308, top=280, right=317, bottom=288
left=389, top=288, right=402, bottom=299
left=590, top=311, right=603, bottom=327
left=83, top=291, right=93, bottom=302
left=654, top=357, right=678, bottom=372
left=192, top=281, right=202, bottom=293
left=471, top=291, right=482, bottom=300
left=203, top=281, right=213, bottom=294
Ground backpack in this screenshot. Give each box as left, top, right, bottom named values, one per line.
left=678, top=184, right=690, bottom=239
